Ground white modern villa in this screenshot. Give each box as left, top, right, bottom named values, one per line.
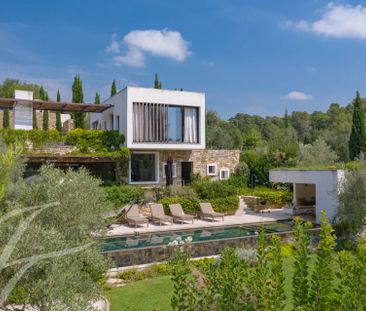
left=91, top=86, right=240, bottom=185
left=269, top=169, right=345, bottom=223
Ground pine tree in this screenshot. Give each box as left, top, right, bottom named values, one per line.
left=71, top=75, right=85, bottom=129
left=154, top=73, right=162, bottom=89
left=3, top=108, right=9, bottom=129
left=55, top=89, right=62, bottom=133
left=95, top=92, right=100, bottom=104
left=349, top=91, right=366, bottom=160
left=111, top=80, right=117, bottom=96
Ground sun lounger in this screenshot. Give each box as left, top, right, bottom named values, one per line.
left=199, top=203, right=224, bottom=221
left=150, top=204, right=173, bottom=225
left=126, top=204, right=149, bottom=228
left=169, top=204, right=194, bottom=224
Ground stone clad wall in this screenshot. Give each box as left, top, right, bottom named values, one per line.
left=190, top=149, right=240, bottom=181
left=142, top=149, right=240, bottom=186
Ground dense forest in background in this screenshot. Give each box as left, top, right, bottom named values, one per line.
left=0, top=77, right=363, bottom=185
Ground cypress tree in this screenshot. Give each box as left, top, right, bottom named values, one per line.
left=33, top=109, right=38, bottom=129
left=55, top=89, right=62, bottom=133
left=71, top=75, right=85, bottom=129
left=284, top=108, right=289, bottom=129
left=111, top=80, right=117, bottom=96
left=39, top=86, right=49, bottom=131
left=154, top=73, right=162, bottom=89
left=3, top=108, right=9, bottom=129
left=95, top=92, right=100, bottom=104
left=42, top=110, right=49, bottom=131
left=349, top=91, right=366, bottom=160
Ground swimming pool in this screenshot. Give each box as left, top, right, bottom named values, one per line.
left=102, top=220, right=297, bottom=252
left=102, top=226, right=258, bottom=252
left=102, top=220, right=320, bottom=267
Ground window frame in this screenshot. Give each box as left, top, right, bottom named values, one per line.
left=207, top=163, right=217, bottom=176
left=219, top=168, right=230, bottom=180
left=129, top=151, right=160, bottom=184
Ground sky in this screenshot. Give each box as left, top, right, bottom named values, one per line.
left=1, top=0, right=366, bottom=118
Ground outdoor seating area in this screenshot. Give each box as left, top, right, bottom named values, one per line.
left=122, top=202, right=226, bottom=228
left=109, top=206, right=291, bottom=237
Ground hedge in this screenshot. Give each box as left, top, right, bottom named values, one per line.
left=158, top=195, right=239, bottom=215
left=158, top=196, right=200, bottom=215
left=104, top=185, right=145, bottom=209
left=236, top=187, right=292, bottom=205
left=65, top=129, right=124, bottom=153
left=0, top=129, right=61, bottom=147
left=192, top=180, right=237, bottom=199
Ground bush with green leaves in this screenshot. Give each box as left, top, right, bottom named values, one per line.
left=0, top=165, right=112, bottom=310
left=192, top=180, right=237, bottom=199
left=229, top=161, right=250, bottom=187
left=0, top=129, right=62, bottom=148
left=158, top=196, right=201, bottom=215
left=237, top=186, right=292, bottom=205
left=153, top=185, right=197, bottom=201
left=168, top=214, right=366, bottom=311
left=65, top=128, right=124, bottom=153
left=104, top=185, right=145, bottom=209
left=297, top=138, right=338, bottom=167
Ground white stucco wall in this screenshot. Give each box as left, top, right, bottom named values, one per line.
left=90, top=86, right=205, bottom=150
left=14, top=90, right=33, bottom=130
left=269, top=169, right=345, bottom=223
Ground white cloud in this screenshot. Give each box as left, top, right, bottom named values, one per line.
left=107, top=29, right=191, bottom=67
left=283, top=91, right=313, bottom=101
left=286, top=3, right=366, bottom=39
left=106, top=34, right=120, bottom=53
left=113, top=47, right=144, bottom=67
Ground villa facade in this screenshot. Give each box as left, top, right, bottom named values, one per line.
left=91, top=87, right=240, bottom=185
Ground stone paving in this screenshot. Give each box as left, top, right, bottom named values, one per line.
left=107, top=205, right=292, bottom=237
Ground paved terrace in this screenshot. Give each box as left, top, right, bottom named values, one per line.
left=107, top=208, right=292, bottom=237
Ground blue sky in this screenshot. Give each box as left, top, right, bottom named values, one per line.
left=1, top=0, right=366, bottom=118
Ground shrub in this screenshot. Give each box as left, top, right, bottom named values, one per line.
left=153, top=185, right=197, bottom=201
left=0, top=129, right=62, bottom=148
left=117, top=264, right=173, bottom=282
left=66, top=129, right=124, bottom=153
left=229, top=161, right=250, bottom=187
left=209, top=195, right=239, bottom=214
left=193, top=180, right=237, bottom=199
left=104, top=185, right=145, bottom=208
left=237, top=187, right=292, bottom=205
left=158, top=196, right=200, bottom=215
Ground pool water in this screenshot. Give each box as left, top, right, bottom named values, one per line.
left=102, top=221, right=296, bottom=252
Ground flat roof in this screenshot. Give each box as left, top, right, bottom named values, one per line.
left=0, top=98, right=113, bottom=113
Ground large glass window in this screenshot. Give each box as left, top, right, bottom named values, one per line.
left=130, top=153, right=157, bottom=183
left=168, top=107, right=182, bottom=142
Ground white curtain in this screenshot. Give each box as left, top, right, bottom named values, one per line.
left=133, top=102, right=168, bottom=142
left=184, top=107, right=198, bottom=143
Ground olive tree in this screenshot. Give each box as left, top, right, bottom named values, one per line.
left=0, top=164, right=112, bottom=310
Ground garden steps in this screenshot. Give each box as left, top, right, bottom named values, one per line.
left=235, top=197, right=249, bottom=215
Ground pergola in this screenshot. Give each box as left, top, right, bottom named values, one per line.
left=0, top=98, right=113, bottom=113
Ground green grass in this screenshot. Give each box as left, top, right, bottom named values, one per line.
left=104, top=276, right=173, bottom=311
left=103, top=257, right=324, bottom=311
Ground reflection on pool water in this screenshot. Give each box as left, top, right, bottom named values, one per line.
left=102, top=220, right=296, bottom=252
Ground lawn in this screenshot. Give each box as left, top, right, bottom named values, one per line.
left=103, top=257, right=319, bottom=311
left=104, top=276, right=173, bottom=311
